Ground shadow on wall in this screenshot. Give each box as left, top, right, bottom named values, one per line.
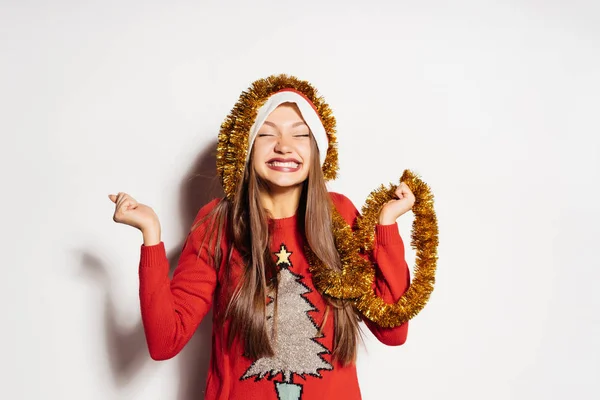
left=81, top=139, right=224, bottom=400
left=174, top=140, right=224, bottom=400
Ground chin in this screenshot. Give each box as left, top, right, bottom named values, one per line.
left=267, top=180, right=306, bottom=191
left=258, top=168, right=307, bottom=187
left=263, top=175, right=308, bottom=191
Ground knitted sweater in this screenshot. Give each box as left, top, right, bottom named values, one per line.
left=138, top=192, right=409, bottom=400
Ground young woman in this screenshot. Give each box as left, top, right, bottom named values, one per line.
left=109, top=74, right=415, bottom=400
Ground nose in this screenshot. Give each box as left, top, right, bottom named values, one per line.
left=274, top=135, right=293, bottom=154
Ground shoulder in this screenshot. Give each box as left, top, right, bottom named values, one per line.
left=328, top=192, right=360, bottom=225
left=329, top=191, right=352, bottom=208
left=190, top=198, right=226, bottom=233
left=195, top=198, right=223, bottom=221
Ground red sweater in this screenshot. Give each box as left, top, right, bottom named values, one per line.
left=138, top=192, right=409, bottom=400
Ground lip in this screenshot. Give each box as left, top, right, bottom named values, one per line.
left=266, top=157, right=302, bottom=172
left=266, top=157, right=301, bottom=164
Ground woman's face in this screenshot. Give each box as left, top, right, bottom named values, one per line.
left=251, top=103, right=312, bottom=192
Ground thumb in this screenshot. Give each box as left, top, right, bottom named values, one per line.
left=108, top=194, right=117, bottom=203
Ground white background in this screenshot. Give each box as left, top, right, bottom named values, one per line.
left=1, top=0, right=599, bottom=399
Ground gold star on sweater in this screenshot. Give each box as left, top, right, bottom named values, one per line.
left=274, top=244, right=292, bottom=266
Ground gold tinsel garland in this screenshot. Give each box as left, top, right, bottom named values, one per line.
left=352, top=169, right=438, bottom=328
left=216, top=74, right=438, bottom=327
left=305, top=208, right=375, bottom=299
left=308, top=170, right=438, bottom=328
left=217, top=74, right=339, bottom=199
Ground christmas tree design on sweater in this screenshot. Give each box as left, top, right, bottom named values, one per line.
left=241, top=244, right=333, bottom=400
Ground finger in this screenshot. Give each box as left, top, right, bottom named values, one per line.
left=125, top=197, right=139, bottom=210
left=115, top=192, right=125, bottom=205
left=399, top=182, right=412, bottom=196
left=395, top=185, right=405, bottom=199
left=116, top=193, right=129, bottom=209
left=116, top=193, right=125, bottom=207
left=122, top=200, right=133, bottom=211
left=399, top=183, right=416, bottom=206
left=121, top=196, right=140, bottom=212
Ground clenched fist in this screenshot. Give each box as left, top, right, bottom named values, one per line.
left=378, top=182, right=416, bottom=225
left=108, top=193, right=161, bottom=244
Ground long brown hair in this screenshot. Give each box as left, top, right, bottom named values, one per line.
left=194, top=133, right=360, bottom=365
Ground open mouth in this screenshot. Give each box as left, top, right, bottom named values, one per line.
left=267, top=161, right=300, bottom=168
left=266, top=158, right=302, bottom=171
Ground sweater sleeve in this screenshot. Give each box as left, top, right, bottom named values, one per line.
left=329, top=192, right=410, bottom=346
left=138, top=199, right=221, bottom=360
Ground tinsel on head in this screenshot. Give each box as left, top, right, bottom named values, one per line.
left=217, top=74, right=339, bottom=199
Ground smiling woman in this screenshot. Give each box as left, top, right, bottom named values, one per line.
left=252, top=103, right=313, bottom=217
left=109, top=74, right=426, bottom=400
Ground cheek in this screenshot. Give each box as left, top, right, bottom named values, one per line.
left=299, top=142, right=312, bottom=161
left=251, top=156, right=260, bottom=172
left=251, top=141, right=271, bottom=163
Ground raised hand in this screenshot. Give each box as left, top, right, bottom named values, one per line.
left=378, top=182, right=416, bottom=225
left=108, top=192, right=161, bottom=245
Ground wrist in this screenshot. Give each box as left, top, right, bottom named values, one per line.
left=378, top=211, right=397, bottom=225
left=378, top=217, right=397, bottom=225
left=141, top=223, right=161, bottom=246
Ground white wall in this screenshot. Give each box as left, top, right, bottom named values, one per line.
left=2, top=0, right=599, bottom=398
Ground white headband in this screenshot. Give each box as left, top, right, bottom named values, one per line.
left=246, top=90, right=329, bottom=166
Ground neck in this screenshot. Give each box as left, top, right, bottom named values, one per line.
left=259, top=184, right=303, bottom=218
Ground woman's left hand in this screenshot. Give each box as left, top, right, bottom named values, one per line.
left=378, top=182, right=416, bottom=225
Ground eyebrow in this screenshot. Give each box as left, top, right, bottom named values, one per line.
left=262, top=121, right=308, bottom=128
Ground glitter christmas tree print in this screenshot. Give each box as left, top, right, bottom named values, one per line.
left=241, top=244, right=333, bottom=400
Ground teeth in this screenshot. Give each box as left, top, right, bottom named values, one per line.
left=268, top=161, right=299, bottom=168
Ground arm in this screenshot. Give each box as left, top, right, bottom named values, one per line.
left=362, top=223, right=410, bottom=346
left=329, top=192, right=410, bottom=346
left=138, top=199, right=221, bottom=360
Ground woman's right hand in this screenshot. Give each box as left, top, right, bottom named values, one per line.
left=108, top=192, right=160, bottom=234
